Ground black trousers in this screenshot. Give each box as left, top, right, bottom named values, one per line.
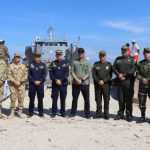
left=51, top=84, right=67, bottom=115
left=94, top=83, right=110, bottom=115
left=29, top=84, right=44, bottom=114
left=117, top=79, right=134, bottom=117
left=71, top=84, right=90, bottom=115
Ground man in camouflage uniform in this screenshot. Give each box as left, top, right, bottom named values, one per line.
left=8, top=52, right=28, bottom=119
left=0, top=51, right=7, bottom=119
left=92, top=51, right=112, bottom=119
left=137, top=48, right=150, bottom=123
left=0, top=40, right=10, bottom=63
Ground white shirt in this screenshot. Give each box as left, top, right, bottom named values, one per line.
left=131, top=43, right=139, bottom=55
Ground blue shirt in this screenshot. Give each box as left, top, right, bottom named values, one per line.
left=50, top=59, right=69, bottom=85
left=28, top=61, right=47, bottom=84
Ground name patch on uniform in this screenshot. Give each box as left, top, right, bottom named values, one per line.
left=52, top=63, right=57, bottom=67
left=31, top=64, right=35, bottom=68
left=116, top=60, right=121, bottom=64
left=62, top=64, right=66, bottom=67
left=39, top=66, right=44, bottom=69
left=106, top=66, right=109, bottom=70
left=95, top=67, right=100, bottom=70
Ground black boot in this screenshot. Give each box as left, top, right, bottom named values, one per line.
left=114, top=115, right=123, bottom=120
left=104, top=112, right=109, bottom=120
left=93, top=112, right=102, bottom=119
left=137, top=111, right=146, bottom=123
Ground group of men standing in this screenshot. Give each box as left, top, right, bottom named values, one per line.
left=0, top=39, right=150, bottom=124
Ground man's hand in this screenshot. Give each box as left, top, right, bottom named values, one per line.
left=34, top=80, right=41, bottom=86
left=56, top=79, right=62, bottom=85
left=76, top=79, right=82, bottom=85
left=142, top=78, right=149, bottom=85
left=15, top=81, right=21, bottom=86
left=0, top=80, right=3, bottom=86
left=118, top=74, right=125, bottom=80
left=98, top=80, right=104, bottom=86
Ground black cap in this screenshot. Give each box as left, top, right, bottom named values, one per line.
left=78, top=48, right=85, bottom=53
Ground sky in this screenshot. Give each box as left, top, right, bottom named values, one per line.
left=0, top=0, right=150, bottom=62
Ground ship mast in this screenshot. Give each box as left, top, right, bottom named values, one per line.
left=47, top=27, right=54, bottom=41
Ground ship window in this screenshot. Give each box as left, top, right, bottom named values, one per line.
left=44, top=43, right=49, bottom=46
left=59, top=42, right=67, bottom=46
left=54, top=43, right=58, bottom=46
left=49, top=43, right=53, bottom=46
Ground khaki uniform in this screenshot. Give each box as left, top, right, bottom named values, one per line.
left=0, top=45, right=9, bottom=63
left=0, top=59, right=7, bottom=110
left=8, top=63, right=28, bottom=110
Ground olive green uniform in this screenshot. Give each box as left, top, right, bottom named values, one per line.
left=113, top=56, right=135, bottom=117
left=92, top=61, right=112, bottom=116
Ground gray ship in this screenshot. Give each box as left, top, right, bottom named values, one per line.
left=24, top=27, right=79, bottom=69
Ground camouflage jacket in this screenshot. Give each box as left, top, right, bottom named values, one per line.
left=137, top=59, right=150, bottom=80
left=8, top=63, right=28, bottom=85
left=0, top=45, right=9, bottom=62
left=0, top=59, right=7, bottom=82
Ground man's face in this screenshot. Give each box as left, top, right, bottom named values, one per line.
left=99, top=55, right=106, bottom=62
left=14, top=56, right=20, bottom=63
left=121, top=50, right=128, bottom=56
left=34, top=55, right=41, bottom=63
left=143, top=51, right=150, bottom=60
left=56, top=53, right=62, bottom=60
left=78, top=52, right=85, bottom=59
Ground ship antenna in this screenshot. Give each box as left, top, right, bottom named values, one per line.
left=47, top=27, right=54, bottom=41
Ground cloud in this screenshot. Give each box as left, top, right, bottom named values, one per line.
left=103, top=20, right=149, bottom=33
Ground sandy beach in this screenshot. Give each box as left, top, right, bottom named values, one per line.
left=0, top=83, right=150, bottom=150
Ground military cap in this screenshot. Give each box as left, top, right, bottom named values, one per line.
left=143, top=48, right=150, bottom=53
left=121, top=45, right=128, bottom=51
left=99, top=50, right=106, bottom=56
left=14, top=52, right=21, bottom=58
left=78, top=48, right=85, bottom=53
left=55, top=49, right=63, bottom=54
left=34, top=51, right=41, bottom=56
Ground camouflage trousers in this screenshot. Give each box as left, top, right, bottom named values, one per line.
left=0, top=83, right=4, bottom=109
left=9, top=85, right=25, bottom=110
left=138, top=83, right=150, bottom=113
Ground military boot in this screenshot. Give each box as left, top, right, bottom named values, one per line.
left=8, top=110, right=15, bottom=119
left=0, top=109, right=4, bottom=119
left=137, top=112, right=145, bottom=123
left=18, top=109, right=25, bottom=119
